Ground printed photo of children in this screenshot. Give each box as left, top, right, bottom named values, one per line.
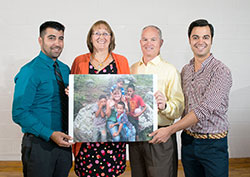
left=69, top=74, right=157, bottom=142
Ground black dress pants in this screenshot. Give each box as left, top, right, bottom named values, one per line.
left=21, top=133, right=72, bottom=177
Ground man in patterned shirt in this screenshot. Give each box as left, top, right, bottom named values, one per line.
left=149, top=19, right=232, bottom=177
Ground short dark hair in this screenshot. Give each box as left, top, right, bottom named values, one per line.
left=188, top=19, right=214, bottom=39
left=39, top=21, right=65, bottom=37
left=87, top=20, right=116, bottom=53
left=117, top=101, right=125, bottom=109
left=99, top=95, right=107, bottom=100
left=127, top=84, right=135, bottom=91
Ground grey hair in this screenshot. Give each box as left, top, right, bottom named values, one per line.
left=142, top=25, right=162, bottom=40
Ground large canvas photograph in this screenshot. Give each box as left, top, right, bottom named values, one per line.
left=69, top=74, right=157, bottom=142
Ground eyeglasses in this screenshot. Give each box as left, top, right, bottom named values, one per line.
left=92, top=32, right=111, bottom=37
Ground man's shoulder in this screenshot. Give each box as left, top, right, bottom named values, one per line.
left=15, top=57, right=41, bottom=83
left=19, top=57, right=40, bottom=73
left=210, top=57, right=231, bottom=74
left=130, top=61, right=141, bottom=73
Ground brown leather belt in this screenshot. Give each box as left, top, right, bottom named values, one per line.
left=184, top=130, right=228, bottom=139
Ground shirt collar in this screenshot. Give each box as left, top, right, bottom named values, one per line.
left=189, top=53, right=214, bottom=68
left=139, top=55, right=162, bottom=66
left=38, top=51, right=58, bottom=68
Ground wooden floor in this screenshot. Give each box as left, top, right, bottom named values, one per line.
left=0, top=158, right=249, bottom=177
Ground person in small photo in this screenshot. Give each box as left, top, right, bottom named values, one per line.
left=92, top=95, right=107, bottom=142
left=110, top=78, right=125, bottom=96
left=126, top=84, right=147, bottom=139
left=110, top=101, right=136, bottom=141
left=106, top=87, right=123, bottom=142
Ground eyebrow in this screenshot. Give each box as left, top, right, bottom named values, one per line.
left=191, top=34, right=211, bottom=38
left=47, top=34, right=56, bottom=38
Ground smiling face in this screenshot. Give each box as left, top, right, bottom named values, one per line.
left=117, top=103, right=125, bottom=115
left=140, top=27, right=163, bottom=63
left=39, top=27, right=64, bottom=60
left=91, top=24, right=111, bottom=52
left=189, top=26, right=212, bottom=61
left=112, top=89, right=122, bottom=102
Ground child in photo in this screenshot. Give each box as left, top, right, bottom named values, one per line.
left=110, top=101, right=136, bottom=141
left=106, top=88, right=123, bottom=142
left=110, top=78, right=125, bottom=96
left=92, top=95, right=107, bottom=142
left=126, top=84, right=147, bottom=140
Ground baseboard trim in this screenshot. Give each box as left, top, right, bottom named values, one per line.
left=0, top=158, right=249, bottom=172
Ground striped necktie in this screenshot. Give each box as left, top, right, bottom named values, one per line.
left=53, top=61, right=68, bottom=133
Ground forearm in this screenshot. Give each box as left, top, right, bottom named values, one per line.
left=138, top=106, right=147, bottom=117
left=170, top=111, right=199, bottom=134
left=13, top=112, right=53, bottom=141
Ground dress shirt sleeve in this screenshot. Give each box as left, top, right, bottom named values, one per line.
left=193, top=66, right=232, bottom=121
left=12, top=68, right=53, bottom=141
left=160, top=68, right=185, bottom=119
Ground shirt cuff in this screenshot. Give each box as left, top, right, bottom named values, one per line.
left=159, top=103, right=168, bottom=113
left=39, top=127, right=54, bottom=142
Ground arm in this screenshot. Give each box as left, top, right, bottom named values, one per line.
left=109, top=122, right=119, bottom=128
left=134, top=96, right=147, bottom=117
left=105, top=100, right=112, bottom=117
left=159, top=68, right=184, bottom=119
left=149, top=111, right=199, bottom=144
left=113, top=123, right=123, bottom=137
left=106, top=99, right=115, bottom=117
left=95, top=102, right=105, bottom=118
left=134, top=105, right=147, bottom=117
left=12, top=68, right=53, bottom=141
left=191, top=66, right=232, bottom=122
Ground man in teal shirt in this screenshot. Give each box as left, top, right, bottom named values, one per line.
left=12, top=21, right=73, bottom=177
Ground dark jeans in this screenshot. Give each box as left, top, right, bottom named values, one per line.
left=21, top=133, right=72, bottom=177
left=181, top=131, right=229, bottom=177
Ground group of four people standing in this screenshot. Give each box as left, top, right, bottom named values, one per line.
left=12, top=18, right=232, bottom=177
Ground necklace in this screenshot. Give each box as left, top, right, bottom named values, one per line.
left=91, top=53, right=110, bottom=70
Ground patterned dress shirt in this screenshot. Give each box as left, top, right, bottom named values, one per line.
left=181, top=54, right=232, bottom=134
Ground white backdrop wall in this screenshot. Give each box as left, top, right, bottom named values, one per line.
left=0, top=0, right=250, bottom=160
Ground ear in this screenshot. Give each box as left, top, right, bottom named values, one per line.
left=160, top=39, right=164, bottom=47
left=38, top=37, right=42, bottom=46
